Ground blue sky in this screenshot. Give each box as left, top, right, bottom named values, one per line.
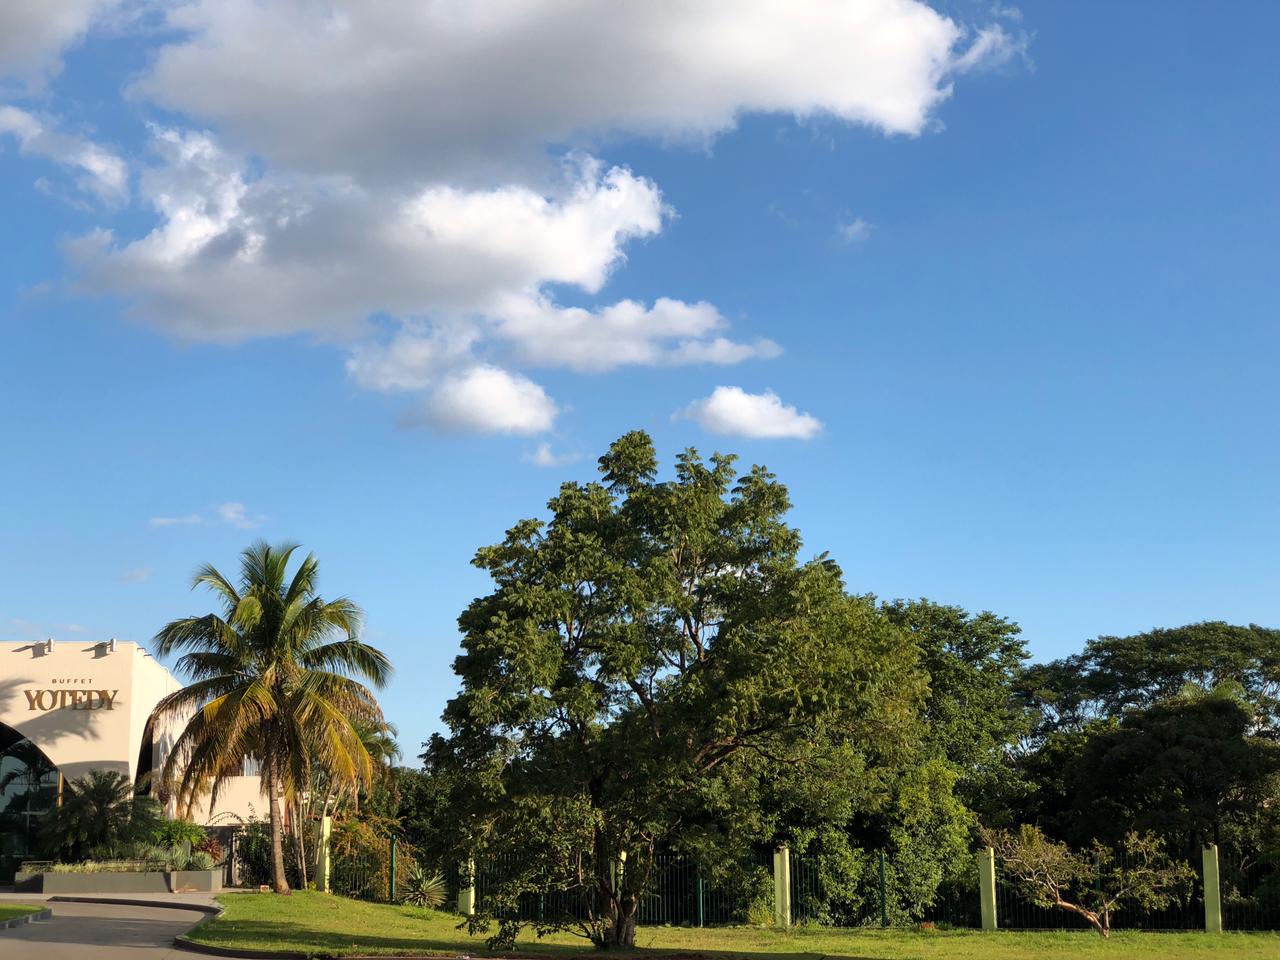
left=3, top=1, right=1279, bottom=757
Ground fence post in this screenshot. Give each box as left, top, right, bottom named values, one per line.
left=457, top=858, right=476, bottom=916
left=389, top=838, right=398, bottom=902
left=316, top=815, right=332, bottom=893
left=879, top=850, right=889, bottom=927
left=1203, top=844, right=1222, bottom=933
left=696, top=874, right=705, bottom=928
left=978, top=847, right=998, bottom=932
left=773, top=844, right=791, bottom=928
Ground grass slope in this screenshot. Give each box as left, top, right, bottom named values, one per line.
left=0, top=904, right=45, bottom=922
left=188, top=892, right=1280, bottom=959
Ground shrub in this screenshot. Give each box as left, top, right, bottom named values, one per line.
left=196, top=836, right=225, bottom=864
left=41, top=770, right=162, bottom=860
left=153, top=819, right=206, bottom=849
left=400, top=864, right=447, bottom=908
left=236, top=818, right=304, bottom=888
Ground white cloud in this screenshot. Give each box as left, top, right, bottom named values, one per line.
left=410, top=365, right=558, bottom=435
left=138, top=0, right=1013, bottom=183
left=837, top=216, right=873, bottom=244
left=148, top=501, right=264, bottom=529
left=524, top=442, right=581, bottom=468
left=679, top=386, right=823, bottom=440
left=216, top=501, right=263, bottom=530
left=949, top=24, right=1028, bottom=74
left=71, top=132, right=777, bottom=413
left=149, top=513, right=203, bottom=527
left=0, top=105, right=128, bottom=203
left=119, top=567, right=153, bottom=583
left=496, top=295, right=780, bottom=373
left=74, top=138, right=667, bottom=343
left=44, top=1, right=1024, bottom=435
left=0, top=0, right=118, bottom=87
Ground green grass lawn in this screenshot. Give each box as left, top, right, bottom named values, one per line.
left=186, top=892, right=1280, bottom=959
left=0, top=904, right=45, bottom=923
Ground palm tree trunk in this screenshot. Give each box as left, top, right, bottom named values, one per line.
left=267, top=764, right=291, bottom=894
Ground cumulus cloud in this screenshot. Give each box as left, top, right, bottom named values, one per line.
left=524, top=442, right=581, bottom=468
left=149, top=513, right=202, bottom=527
left=837, top=216, right=873, bottom=244
left=0, top=0, right=118, bottom=87
left=216, top=501, right=263, bottom=529
left=496, top=296, right=780, bottom=373
left=37, top=1, right=1024, bottom=435
left=148, top=501, right=264, bottom=529
left=409, top=365, right=558, bottom=435
left=0, top=105, right=128, bottom=203
left=71, top=131, right=775, bottom=407
left=138, top=0, right=1013, bottom=183
left=679, top=386, right=823, bottom=440
left=74, top=135, right=668, bottom=342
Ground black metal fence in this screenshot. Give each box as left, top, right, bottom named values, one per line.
left=309, top=837, right=1280, bottom=932
left=1222, top=847, right=1280, bottom=931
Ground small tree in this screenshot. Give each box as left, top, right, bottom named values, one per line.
left=42, top=770, right=162, bottom=861
left=986, top=824, right=1193, bottom=937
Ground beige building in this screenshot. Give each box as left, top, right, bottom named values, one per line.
left=0, top=638, right=265, bottom=875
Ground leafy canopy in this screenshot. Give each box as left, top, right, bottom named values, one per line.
left=430, top=432, right=923, bottom=948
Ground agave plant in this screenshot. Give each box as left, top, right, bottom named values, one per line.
left=400, top=863, right=447, bottom=909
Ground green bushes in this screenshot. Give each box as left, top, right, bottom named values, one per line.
left=399, top=864, right=446, bottom=908
left=153, top=819, right=207, bottom=848
left=41, top=770, right=162, bottom=860
left=46, top=848, right=219, bottom=873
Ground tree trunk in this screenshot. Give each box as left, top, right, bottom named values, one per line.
left=603, top=902, right=638, bottom=949
left=267, top=765, right=291, bottom=894
left=1056, top=898, right=1107, bottom=938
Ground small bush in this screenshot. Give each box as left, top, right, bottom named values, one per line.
left=400, top=864, right=447, bottom=908
left=196, top=836, right=225, bottom=864
left=153, top=820, right=207, bottom=849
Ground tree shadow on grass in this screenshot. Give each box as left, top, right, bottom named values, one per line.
left=194, top=920, right=880, bottom=960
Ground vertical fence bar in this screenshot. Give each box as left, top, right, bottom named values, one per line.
left=773, top=845, right=792, bottom=927
left=696, top=873, right=705, bottom=927
left=879, top=850, right=889, bottom=927
left=1203, top=845, right=1222, bottom=933
left=389, top=838, right=398, bottom=902
left=979, top=847, right=998, bottom=932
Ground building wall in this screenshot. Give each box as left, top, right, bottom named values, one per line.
left=0, top=639, right=263, bottom=825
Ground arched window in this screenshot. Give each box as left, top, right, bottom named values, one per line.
left=0, top=723, right=59, bottom=882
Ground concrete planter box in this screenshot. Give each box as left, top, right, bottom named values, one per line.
left=15, top=869, right=221, bottom=894
left=41, top=871, right=171, bottom=894
left=170, top=869, right=222, bottom=893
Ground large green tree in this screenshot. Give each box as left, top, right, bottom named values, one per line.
left=154, top=541, right=392, bottom=893
left=1020, top=622, right=1280, bottom=735
left=430, top=432, right=922, bottom=949
left=882, top=600, right=1031, bottom=816
left=1062, top=688, right=1280, bottom=850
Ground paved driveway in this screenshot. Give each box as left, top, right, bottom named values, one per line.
left=1, top=900, right=216, bottom=959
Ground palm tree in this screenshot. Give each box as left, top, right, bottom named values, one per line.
left=153, top=541, right=392, bottom=893
left=42, top=769, right=162, bottom=860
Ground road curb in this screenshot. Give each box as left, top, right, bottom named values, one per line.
left=48, top=895, right=223, bottom=915
left=173, top=936, right=308, bottom=959
left=0, top=907, right=53, bottom=930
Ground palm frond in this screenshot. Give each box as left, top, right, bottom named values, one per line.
left=299, top=638, right=390, bottom=686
